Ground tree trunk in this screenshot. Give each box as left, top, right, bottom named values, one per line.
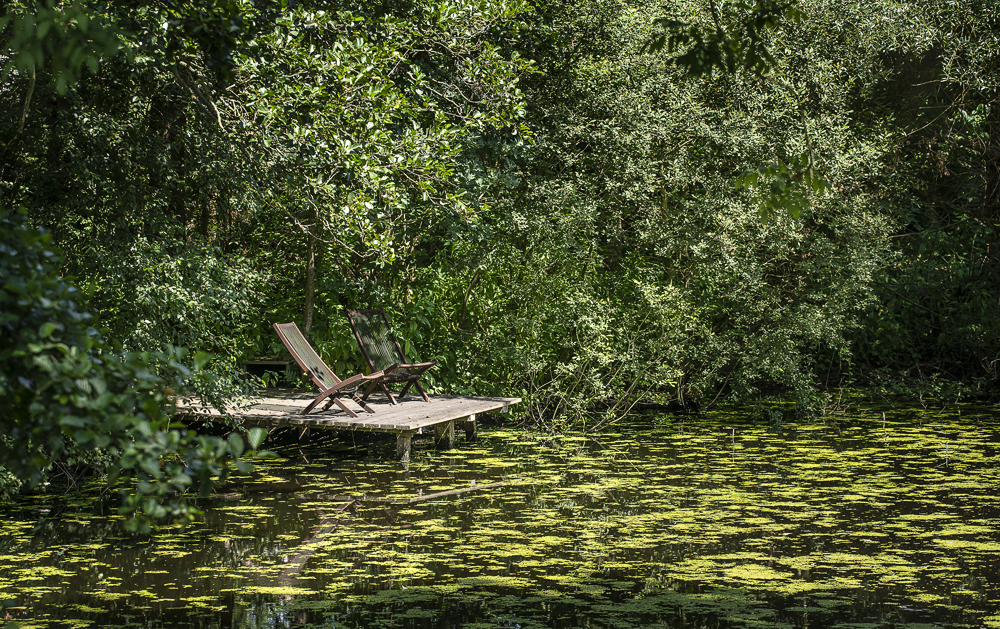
left=303, top=229, right=316, bottom=335
left=198, top=200, right=211, bottom=240
left=149, top=87, right=188, bottom=235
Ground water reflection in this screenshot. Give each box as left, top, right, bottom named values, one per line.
left=1, top=408, right=999, bottom=628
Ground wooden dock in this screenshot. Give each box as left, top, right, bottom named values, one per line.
left=176, top=391, right=521, bottom=465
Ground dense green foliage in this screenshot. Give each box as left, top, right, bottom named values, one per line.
left=0, top=209, right=272, bottom=530
left=846, top=0, right=1000, bottom=389
left=1, top=0, right=997, bottom=507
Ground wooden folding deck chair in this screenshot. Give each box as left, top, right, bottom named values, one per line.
left=346, top=309, right=437, bottom=404
left=273, top=322, right=384, bottom=416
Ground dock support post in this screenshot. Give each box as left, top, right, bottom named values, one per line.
left=461, top=414, right=477, bottom=443
left=396, top=430, right=416, bottom=466
left=434, top=420, right=455, bottom=450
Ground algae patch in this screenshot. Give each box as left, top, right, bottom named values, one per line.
left=1, top=410, right=998, bottom=628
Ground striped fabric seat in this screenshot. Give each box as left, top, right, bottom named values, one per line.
left=346, top=309, right=436, bottom=404
left=273, top=322, right=384, bottom=416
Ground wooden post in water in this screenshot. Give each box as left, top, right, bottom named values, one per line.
left=462, top=413, right=477, bottom=442
left=396, top=430, right=416, bottom=465
left=434, top=420, right=455, bottom=450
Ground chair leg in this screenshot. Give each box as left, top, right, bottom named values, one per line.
left=380, top=382, right=398, bottom=405
left=398, top=381, right=414, bottom=401
left=351, top=393, right=375, bottom=414
left=331, top=397, right=359, bottom=418
left=415, top=381, right=430, bottom=403
left=302, top=390, right=334, bottom=414
left=361, top=380, right=379, bottom=402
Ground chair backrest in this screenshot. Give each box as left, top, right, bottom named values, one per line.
left=346, top=309, right=404, bottom=372
left=273, top=322, right=341, bottom=391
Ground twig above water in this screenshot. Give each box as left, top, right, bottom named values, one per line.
left=209, top=481, right=505, bottom=503
left=297, top=481, right=505, bottom=504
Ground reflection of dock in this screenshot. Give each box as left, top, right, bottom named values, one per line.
left=176, top=391, right=521, bottom=464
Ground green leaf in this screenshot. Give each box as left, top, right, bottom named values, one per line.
left=193, top=351, right=213, bottom=370
left=228, top=432, right=244, bottom=458
left=247, top=427, right=266, bottom=450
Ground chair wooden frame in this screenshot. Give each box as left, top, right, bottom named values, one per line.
left=273, top=322, right=384, bottom=417
left=346, top=309, right=436, bottom=405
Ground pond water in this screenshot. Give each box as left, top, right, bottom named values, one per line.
left=2, top=405, right=999, bottom=629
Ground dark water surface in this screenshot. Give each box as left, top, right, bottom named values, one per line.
left=2, top=406, right=999, bottom=628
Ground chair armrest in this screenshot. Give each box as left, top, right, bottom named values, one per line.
left=333, top=371, right=383, bottom=390
left=399, top=361, right=436, bottom=369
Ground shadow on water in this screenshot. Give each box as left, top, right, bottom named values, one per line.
left=2, top=405, right=999, bottom=628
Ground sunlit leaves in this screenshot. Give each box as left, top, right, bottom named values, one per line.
left=242, top=0, right=534, bottom=263
left=475, top=0, right=896, bottom=412
left=643, top=0, right=803, bottom=77
left=735, top=152, right=831, bottom=220
left=94, top=240, right=265, bottom=410
left=0, top=0, right=123, bottom=94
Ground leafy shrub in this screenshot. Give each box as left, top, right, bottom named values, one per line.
left=86, top=239, right=266, bottom=408
left=0, top=209, right=253, bottom=530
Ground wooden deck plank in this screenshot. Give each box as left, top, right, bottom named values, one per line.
left=175, top=392, right=520, bottom=464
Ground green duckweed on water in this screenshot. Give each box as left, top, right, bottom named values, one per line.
left=1, top=406, right=998, bottom=628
